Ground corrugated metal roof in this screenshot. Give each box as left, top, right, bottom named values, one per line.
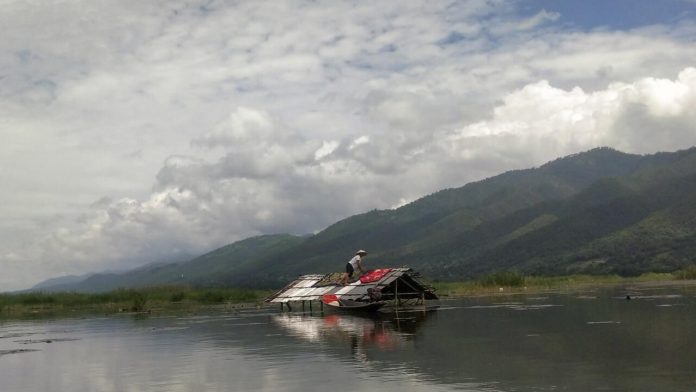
left=265, top=268, right=435, bottom=303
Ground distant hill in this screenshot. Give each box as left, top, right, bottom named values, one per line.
left=34, top=147, right=696, bottom=292
left=37, top=234, right=306, bottom=293
left=31, top=274, right=92, bottom=291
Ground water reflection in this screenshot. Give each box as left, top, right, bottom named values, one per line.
left=268, top=286, right=696, bottom=391
left=273, top=310, right=432, bottom=363
left=3, top=285, right=696, bottom=391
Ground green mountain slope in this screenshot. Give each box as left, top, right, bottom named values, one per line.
left=34, top=147, right=696, bottom=292
left=243, top=147, right=696, bottom=285
left=40, top=234, right=305, bottom=292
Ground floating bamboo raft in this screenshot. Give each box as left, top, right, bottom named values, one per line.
left=265, top=268, right=438, bottom=311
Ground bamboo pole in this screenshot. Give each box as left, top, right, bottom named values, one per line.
left=395, top=278, right=399, bottom=309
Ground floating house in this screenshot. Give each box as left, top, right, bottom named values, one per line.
left=265, top=268, right=438, bottom=311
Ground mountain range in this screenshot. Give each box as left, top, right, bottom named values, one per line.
left=33, top=146, right=696, bottom=292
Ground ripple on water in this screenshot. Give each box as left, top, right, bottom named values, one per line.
left=16, top=338, right=82, bottom=345
left=466, top=304, right=562, bottom=311
left=615, top=294, right=683, bottom=300
left=0, top=349, right=40, bottom=356
left=0, top=332, right=42, bottom=339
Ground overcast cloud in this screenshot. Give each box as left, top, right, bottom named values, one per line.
left=1, top=0, right=696, bottom=290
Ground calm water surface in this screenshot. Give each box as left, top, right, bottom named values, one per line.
left=2, top=283, right=696, bottom=391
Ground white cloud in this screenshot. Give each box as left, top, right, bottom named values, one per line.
left=492, top=9, right=561, bottom=34
left=192, top=107, right=276, bottom=149
left=1, top=0, right=696, bottom=290
left=626, top=68, right=696, bottom=116
left=349, top=136, right=370, bottom=150
left=445, top=68, right=696, bottom=162
left=314, top=141, right=339, bottom=161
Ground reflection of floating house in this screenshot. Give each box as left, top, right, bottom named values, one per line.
left=265, top=268, right=438, bottom=311
left=273, top=313, right=408, bottom=352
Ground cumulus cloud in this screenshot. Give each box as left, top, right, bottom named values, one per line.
left=446, top=68, right=696, bottom=156
left=191, top=107, right=276, bottom=149
left=18, top=68, right=695, bottom=289
left=1, top=0, right=696, bottom=290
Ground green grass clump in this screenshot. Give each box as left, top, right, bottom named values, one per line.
left=170, top=291, right=186, bottom=302
left=479, top=270, right=525, bottom=287
left=192, top=288, right=263, bottom=304
left=198, top=290, right=227, bottom=303
left=130, top=292, right=148, bottom=312
left=673, top=266, right=696, bottom=280
left=18, top=293, right=57, bottom=305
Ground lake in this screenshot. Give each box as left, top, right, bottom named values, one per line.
left=2, top=283, right=696, bottom=391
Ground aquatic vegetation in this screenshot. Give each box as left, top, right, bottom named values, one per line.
left=130, top=292, right=147, bottom=312
left=431, top=271, right=674, bottom=296
left=479, top=270, right=525, bottom=287
left=0, top=285, right=271, bottom=318
left=169, top=291, right=186, bottom=302
left=673, top=266, right=696, bottom=280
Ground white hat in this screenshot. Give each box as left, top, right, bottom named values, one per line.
left=356, top=250, right=367, bottom=255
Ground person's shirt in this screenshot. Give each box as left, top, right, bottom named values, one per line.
left=348, top=255, right=361, bottom=268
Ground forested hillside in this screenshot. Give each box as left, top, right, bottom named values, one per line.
left=34, top=147, right=696, bottom=292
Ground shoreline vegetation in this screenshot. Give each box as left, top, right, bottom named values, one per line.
left=3, top=267, right=696, bottom=319
left=0, top=287, right=272, bottom=319
left=432, top=269, right=696, bottom=297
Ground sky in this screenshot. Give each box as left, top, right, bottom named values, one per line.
left=1, top=0, right=696, bottom=291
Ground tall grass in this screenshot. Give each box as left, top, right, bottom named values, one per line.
left=191, top=288, right=262, bottom=304
left=432, top=271, right=675, bottom=297
left=673, top=266, right=696, bottom=280
left=0, top=285, right=270, bottom=316
left=478, top=270, right=525, bottom=287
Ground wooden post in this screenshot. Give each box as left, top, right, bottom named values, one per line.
left=395, top=279, right=399, bottom=309
left=309, top=300, right=313, bottom=313
left=280, top=302, right=284, bottom=311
